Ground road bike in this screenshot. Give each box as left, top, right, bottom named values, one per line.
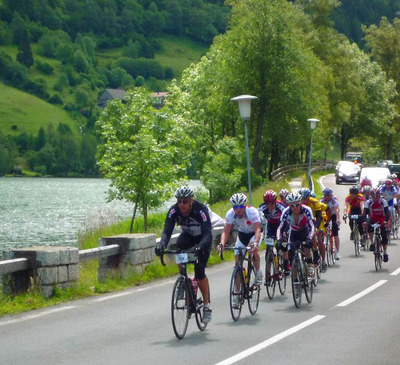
left=290, top=241, right=313, bottom=308
left=324, top=221, right=336, bottom=266
left=389, top=206, right=399, bottom=239
left=264, top=237, right=287, bottom=299
left=349, top=214, right=362, bottom=256
left=161, top=249, right=207, bottom=339
left=371, top=223, right=384, bottom=271
left=221, top=246, right=260, bottom=321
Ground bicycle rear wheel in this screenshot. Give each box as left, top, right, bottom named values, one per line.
left=304, top=264, right=314, bottom=303
left=291, top=257, right=302, bottom=308
left=229, top=267, right=244, bottom=321
left=325, top=234, right=332, bottom=266
left=171, top=276, right=190, bottom=340
left=265, top=250, right=276, bottom=299
left=247, top=264, right=260, bottom=315
left=354, top=228, right=360, bottom=256
left=194, top=286, right=207, bottom=331
left=277, top=253, right=287, bottom=295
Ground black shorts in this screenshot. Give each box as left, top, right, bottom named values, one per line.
left=176, top=231, right=211, bottom=280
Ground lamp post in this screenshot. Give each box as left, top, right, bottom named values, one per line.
left=231, top=95, right=258, bottom=205
left=307, top=118, right=319, bottom=184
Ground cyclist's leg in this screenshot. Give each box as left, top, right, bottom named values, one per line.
left=381, top=223, right=389, bottom=262
left=332, top=215, right=340, bottom=254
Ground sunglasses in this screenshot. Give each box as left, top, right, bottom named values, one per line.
left=177, top=199, right=189, bottom=205
left=289, top=203, right=301, bottom=207
left=233, top=205, right=245, bottom=210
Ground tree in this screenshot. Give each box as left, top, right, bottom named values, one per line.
left=16, top=29, right=33, bottom=68
left=96, top=87, right=195, bottom=231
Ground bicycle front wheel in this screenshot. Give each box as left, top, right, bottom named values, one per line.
left=265, top=250, right=276, bottom=299
left=195, top=287, right=207, bottom=331
left=247, top=265, right=260, bottom=315
left=374, top=237, right=382, bottom=271
left=325, top=234, right=332, bottom=266
left=229, top=267, right=244, bottom=321
left=291, top=257, right=302, bottom=308
left=354, top=228, right=360, bottom=256
left=171, top=276, right=190, bottom=340
left=304, top=263, right=314, bottom=303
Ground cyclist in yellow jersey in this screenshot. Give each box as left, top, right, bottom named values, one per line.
left=299, top=188, right=326, bottom=270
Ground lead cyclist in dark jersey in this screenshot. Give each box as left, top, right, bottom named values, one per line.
left=155, top=186, right=213, bottom=324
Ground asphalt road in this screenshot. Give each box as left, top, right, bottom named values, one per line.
left=1, top=174, right=400, bottom=365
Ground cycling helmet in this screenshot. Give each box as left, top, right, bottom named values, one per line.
left=349, top=185, right=359, bottom=195
left=384, top=178, right=392, bottom=185
left=175, top=186, right=194, bottom=198
left=279, top=188, right=289, bottom=199
left=391, top=173, right=398, bottom=179
left=230, top=193, right=247, bottom=206
left=362, top=185, right=372, bottom=194
left=371, top=187, right=381, bottom=197
left=286, top=192, right=302, bottom=205
left=263, top=190, right=277, bottom=203
left=323, top=187, right=333, bottom=196
left=299, top=187, right=311, bottom=199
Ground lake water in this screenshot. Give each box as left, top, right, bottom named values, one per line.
left=0, top=177, right=135, bottom=257
left=0, top=177, right=203, bottom=258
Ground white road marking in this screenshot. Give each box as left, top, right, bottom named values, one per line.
left=390, top=267, right=400, bottom=276
left=214, top=315, right=325, bottom=365
left=0, top=305, right=77, bottom=326
left=335, top=280, right=387, bottom=307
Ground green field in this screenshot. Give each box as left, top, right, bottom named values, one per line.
left=0, top=82, right=79, bottom=136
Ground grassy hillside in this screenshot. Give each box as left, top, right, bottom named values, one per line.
left=0, top=82, right=79, bottom=136
left=0, top=35, right=208, bottom=137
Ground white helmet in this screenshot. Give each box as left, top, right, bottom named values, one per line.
left=175, top=186, right=194, bottom=198
left=286, top=192, right=302, bottom=205
left=230, top=193, right=247, bottom=206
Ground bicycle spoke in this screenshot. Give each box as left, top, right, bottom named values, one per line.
left=171, top=277, right=190, bottom=339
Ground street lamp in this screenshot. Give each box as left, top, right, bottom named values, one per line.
left=307, top=118, right=319, bottom=185
left=231, top=95, right=258, bottom=205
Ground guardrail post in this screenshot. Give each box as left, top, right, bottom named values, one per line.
left=98, top=233, right=157, bottom=282
left=2, top=246, right=79, bottom=298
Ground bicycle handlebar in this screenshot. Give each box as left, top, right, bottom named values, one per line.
left=159, top=248, right=198, bottom=267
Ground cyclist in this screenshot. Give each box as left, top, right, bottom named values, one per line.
left=278, top=188, right=290, bottom=208
left=360, top=175, right=372, bottom=188
left=299, top=187, right=326, bottom=268
left=320, top=187, right=341, bottom=269
left=380, top=178, right=398, bottom=234
left=364, top=187, right=389, bottom=262
left=343, top=185, right=365, bottom=256
left=362, top=185, right=372, bottom=202
left=277, top=192, right=315, bottom=276
left=155, top=186, right=213, bottom=323
left=218, top=193, right=263, bottom=287
left=259, top=190, right=290, bottom=275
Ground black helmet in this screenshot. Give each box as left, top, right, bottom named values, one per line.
left=349, top=185, right=359, bottom=195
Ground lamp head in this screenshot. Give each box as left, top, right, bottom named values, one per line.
left=307, top=118, right=319, bottom=130
left=231, top=95, right=258, bottom=120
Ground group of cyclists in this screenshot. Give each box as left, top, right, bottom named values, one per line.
left=155, top=172, right=399, bottom=325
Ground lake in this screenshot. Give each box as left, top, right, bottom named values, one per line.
left=0, top=177, right=203, bottom=259
left=0, top=177, right=134, bottom=257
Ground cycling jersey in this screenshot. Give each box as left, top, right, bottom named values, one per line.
left=160, top=200, right=212, bottom=251
left=320, top=195, right=340, bottom=214
left=380, top=185, right=397, bottom=206
left=277, top=205, right=315, bottom=242
left=345, top=193, right=364, bottom=212
left=224, top=206, right=261, bottom=233
left=258, top=201, right=285, bottom=224
left=303, top=196, right=322, bottom=228
left=365, top=198, right=389, bottom=222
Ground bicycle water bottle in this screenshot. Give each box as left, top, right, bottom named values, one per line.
left=192, top=278, right=198, bottom=295
left=275, top=255, right=279, bottom=267
left=243, top=268, right=248, bottom=283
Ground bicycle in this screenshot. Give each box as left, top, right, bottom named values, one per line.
left=389, top=206, right=399, bottom=239
left=345, top=214, right=362, bottom=257
left=221, top=246, right=260, bottom=321
left=290, top=241, right=313, bottom=308
left=160, top=249, right=208, bottom=339
left=324, top=221, right=336, bottom=266
left=371, top=223, right=384, bottom=271
left=264, top=237, right=287, bottom=299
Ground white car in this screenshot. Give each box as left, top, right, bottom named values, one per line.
left=358, top=167, right=391, bottom=188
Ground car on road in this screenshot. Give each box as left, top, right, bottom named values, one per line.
left=376, top=160, right=393, bottom=167
left=358, top=167, right=391, bottom=188
left=335, top=161, right=361, bottom=184
left=388, top=163, right=400, bottom=179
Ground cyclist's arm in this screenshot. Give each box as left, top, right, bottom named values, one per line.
left=252, top=222, right=261, bottom=246
left=315, top=209, right=322, bottom=229
left=159, top=208, right=177, bottom=248
left=219, top=223, right=232, bottom=248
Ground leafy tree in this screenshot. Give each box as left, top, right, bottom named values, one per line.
left=96, top=87, right=195, bottom=231
left=35, top=127, right=46, bottom=151
left=74, top=50, right=89, bottom=73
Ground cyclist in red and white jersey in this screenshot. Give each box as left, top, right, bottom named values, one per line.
left=364, top=187, right=389, bottom=262
left=218, top=193, right=263, bottom=286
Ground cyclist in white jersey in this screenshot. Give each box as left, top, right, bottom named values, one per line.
left=218, top=193, right=263, bottom=286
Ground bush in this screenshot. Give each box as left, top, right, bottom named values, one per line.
left=48, top=94, right=63, bottom=104
left=118, top=57, right=164, bottom=79
left=36, top=59, right=54, bottom=74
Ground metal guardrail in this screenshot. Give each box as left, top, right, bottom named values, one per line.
left=270, top=162, right=334, bottom=182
